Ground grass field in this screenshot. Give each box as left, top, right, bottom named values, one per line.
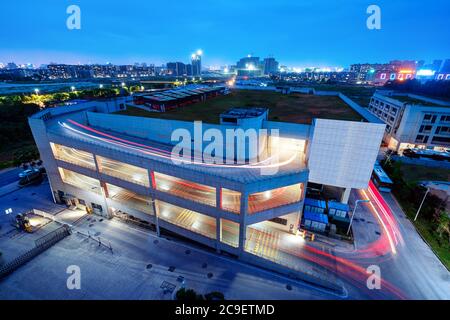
left=399, top=163, right=450, bottom=184
left=116, top=90, right=363, bottom=124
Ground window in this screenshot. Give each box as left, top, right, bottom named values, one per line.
left=431, top=136, right=450, bottom=144
left=248, top=183, right=303, bottom=214
left=440, top=115, right=450, bottom=123
left=153, top=172, right=216, bottom=207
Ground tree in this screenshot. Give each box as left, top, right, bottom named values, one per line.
left=175, top=288, right=204, bottom=301
left=436, top=211, right=450, bottom=244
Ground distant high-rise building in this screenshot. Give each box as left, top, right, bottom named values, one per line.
left=440, top=59, right=450, bottom=73
left=191, top=50, right=202, bottom=76
left=263, top=57, right=279, bottom=75
left=6, top=62, right=18, bottom=70
left=167, top=62, right=186, bottom=76
left=236, top=55, right=263, bottom=77
left=432, top=60, right=443, bottom=71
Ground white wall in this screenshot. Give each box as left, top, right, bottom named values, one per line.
left=307, top=119, right=385, bottom=189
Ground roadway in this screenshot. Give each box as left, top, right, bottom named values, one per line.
left=343, top=185, right=450, bottom=299
left=0, top=167, right=21, bottom=187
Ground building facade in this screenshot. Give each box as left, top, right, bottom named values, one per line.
left=29, top=94, right=384, bottom=275
left=367, top=91, right=450, bottom=152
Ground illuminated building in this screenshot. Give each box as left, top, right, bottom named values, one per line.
left=191, top=50, right=202, bottom=76
left=263, top=57, right=279, bottom=75
left=29, top=93, right=384, bottom=277
left=367, top=91, right=450, bottom=152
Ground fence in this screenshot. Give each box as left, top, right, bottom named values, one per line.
left=0, top=225, right=71, bottom=280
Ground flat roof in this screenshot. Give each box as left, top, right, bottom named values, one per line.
left=390, top=95, right=441, bottom=107
left=221, top=107, right=268, bottom=119
left=327, top=201, right=350, bottom=212
left=303, top=211, right=329, bottom=224
left=304, top=198, right=327, bottom=208
left=117, top=89, right=364, bottom=125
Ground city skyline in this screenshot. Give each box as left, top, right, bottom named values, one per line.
left=1, top=0, right=450, bottom=67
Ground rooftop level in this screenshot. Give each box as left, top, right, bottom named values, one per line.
left=117, top=89, right=364, bottom=124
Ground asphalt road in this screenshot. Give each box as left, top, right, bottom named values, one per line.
left=0, top=167, right=21, bottom=187
left=347, top=190, right=450, bottom=299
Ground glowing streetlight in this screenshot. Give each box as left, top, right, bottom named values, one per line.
left=71, top=86, right=76, bottom=92
left=121, top=82, right=126, bottom=87
left=99, top=84, right=104, bottom=89
left=34, top=88, right=40, bottom=95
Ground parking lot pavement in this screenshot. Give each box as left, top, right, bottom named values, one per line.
left=0, top=212, right=350, bottom=300
left=0, top=179, right=65, bottom=219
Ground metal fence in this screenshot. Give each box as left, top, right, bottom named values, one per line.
left=0, top=225, right=71, bottom=280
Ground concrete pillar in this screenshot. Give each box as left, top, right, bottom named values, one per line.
left=215, top=187, right=221, bottom=253
left=341, top=187, right=351, bottom=204
left=93, top=155, right=111, bottom=218
left=238, top=191, right=249, bottom=258
left=149, top=170, right=160, bottom=237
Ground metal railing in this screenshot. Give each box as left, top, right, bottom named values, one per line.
left=0, top=225, right=71, bottom=280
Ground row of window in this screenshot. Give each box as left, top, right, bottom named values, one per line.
left=53, top=143, right=304, bottom=215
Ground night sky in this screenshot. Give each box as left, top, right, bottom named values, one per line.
left=1, top=0, right=449, bottom=67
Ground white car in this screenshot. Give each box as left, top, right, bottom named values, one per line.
left=18, top=168, right=39, bottom=178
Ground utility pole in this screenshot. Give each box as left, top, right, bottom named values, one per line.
left=414, top=188, right=430, bottom=221
left=347, top=199, right=371, bottom=235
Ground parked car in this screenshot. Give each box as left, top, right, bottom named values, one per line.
left=18, top=168, right=39, bottom=178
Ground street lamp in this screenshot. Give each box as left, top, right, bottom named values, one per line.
left=71, top=86, right=76, bottom=92
left=347, top=199, right=371, bottom=235
left=414, top=187, right=430, bottom=221
left=99, top=84, right=104, bottom=89
left=34, top=88, right=39, bottom=95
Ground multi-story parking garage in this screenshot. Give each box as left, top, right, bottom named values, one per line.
left=29, top=93, right=385, bottom=280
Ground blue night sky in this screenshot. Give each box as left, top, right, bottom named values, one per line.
left=1, top=0, right=449, bottom=68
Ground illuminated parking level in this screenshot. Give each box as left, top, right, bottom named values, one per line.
left=153, top=171, right=216, bottom=207
left=58, top=167, right=102, bottom=195
left=220, top=188, right=241, bottom=214
left=106, top=183, right=153, bottom=215
left=248, top=183, right=303, bottom=214
left=96, top=155, right=150, bottom=187
left=51, top=142, right=96, bottom=170
left=155, top=200, right=217, bottom=239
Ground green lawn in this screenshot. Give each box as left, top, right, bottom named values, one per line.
left=387, top=162, right=450, bottom=269
left=396, top=196, right=450, bottom=270
left=399, top=163, right=450, bottom=184
left=117, top=90, right=363, bottom=124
